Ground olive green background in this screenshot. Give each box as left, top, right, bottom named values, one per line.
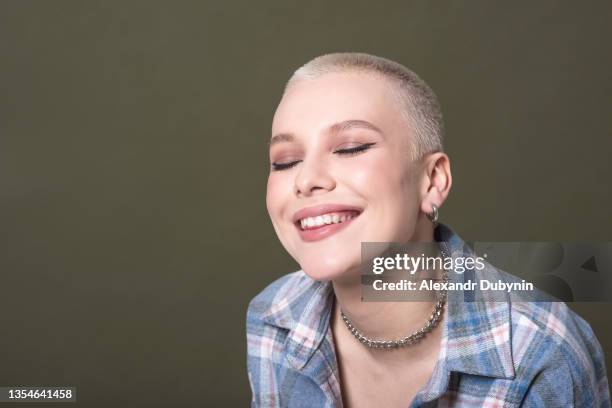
left=1, top=1, right=610, bottom=407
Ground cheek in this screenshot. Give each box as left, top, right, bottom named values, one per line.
left=341, top=153, right=403, bottom=196
left=345, top=153, right=420, bottom=240
left=266, top=175, right=295, bottom=251
left=266, top=174, right=287, bottom=216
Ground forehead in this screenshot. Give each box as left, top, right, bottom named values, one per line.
left=272, top=72, right=407, bottom=137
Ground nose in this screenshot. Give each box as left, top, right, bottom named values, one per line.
left=293, top=156, right=336, bottom=197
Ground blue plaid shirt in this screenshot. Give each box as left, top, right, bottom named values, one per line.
left=246, top=224, right=610, bottom=407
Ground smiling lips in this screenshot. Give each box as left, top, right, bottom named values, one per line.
left=293, top=204, right=362, bottom=242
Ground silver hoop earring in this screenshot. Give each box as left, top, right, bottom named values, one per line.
left=427, top=204, right=439, bottom=224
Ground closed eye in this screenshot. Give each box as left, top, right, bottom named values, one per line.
left=334, top=142, right=376, bottom=155
left=271, top=142, right=375, bottom=171
left=271, top=160, right=301, bottom=171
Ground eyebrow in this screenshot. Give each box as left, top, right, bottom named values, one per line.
left=269, top=119, right=382, bottom=146
left=269, top=132, right=295, bottom=146
left=329, top=119, right=383, bottom=135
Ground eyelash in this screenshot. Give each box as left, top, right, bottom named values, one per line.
left=271, top=142, right=376, bottom=171
left=335, top=142, right=376, bottom=155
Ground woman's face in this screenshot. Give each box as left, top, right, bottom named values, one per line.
left=267, top=72, right=427, bottom=281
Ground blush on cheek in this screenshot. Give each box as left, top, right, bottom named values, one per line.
left=266, top=176, right=285, bottom=213
left=346, top=156, right=401, bottom=194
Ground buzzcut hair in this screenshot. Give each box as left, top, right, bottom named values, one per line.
left=285, top=52, right=444, bottom=160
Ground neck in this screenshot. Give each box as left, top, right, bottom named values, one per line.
left=332, top=274, right=438, bottom=341
left=332, top=220, right=439, bottom=341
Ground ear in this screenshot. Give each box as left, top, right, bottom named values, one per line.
left=419, top=152, right=452, bottom=216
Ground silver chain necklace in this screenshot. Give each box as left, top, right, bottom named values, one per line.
left=340, top=249, right=449, bottom=350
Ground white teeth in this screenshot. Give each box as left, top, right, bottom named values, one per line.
left=299, top=211, right=359, bottom=229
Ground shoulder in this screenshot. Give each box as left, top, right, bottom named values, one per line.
left=468, top=263, right=609, bottom=404
left=245, top=271, right=310, bottom=398
left=509, top=299, right=597, bottom=368
left=246, top=269, right=326, bottom=356
left=245, top=271, right=334, bottom=406
left=246, top=270, right=314, bottom=323
left=474, top=264, right=603, bottom=368
left=508, top=298, right=609, bottom=405
left=245, top=269, right=333, bottom=362
left=510, top=297, right=598, bottom=350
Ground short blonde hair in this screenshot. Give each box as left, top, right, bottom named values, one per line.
left=285, top=52, right=444, bottom=160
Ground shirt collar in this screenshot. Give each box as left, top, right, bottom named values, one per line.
left=260, top=223, right=516, bottom=380
left=260, top=272, right=334, bottom=370
left=436, top=223, right=515, bottom=381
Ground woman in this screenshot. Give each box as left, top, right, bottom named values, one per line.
left=246, top=53, right=610, bottom=407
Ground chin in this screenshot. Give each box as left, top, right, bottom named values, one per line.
left=297, top=252, right=361, bottom=282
